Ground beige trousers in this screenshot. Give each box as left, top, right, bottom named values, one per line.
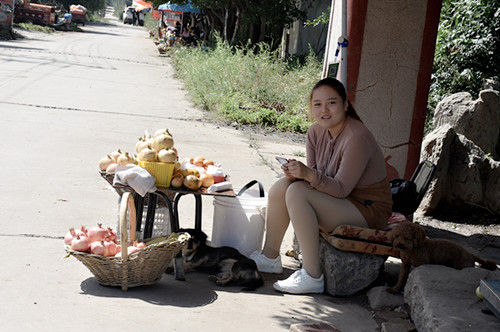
left=262, top=177, right=368, bottom=278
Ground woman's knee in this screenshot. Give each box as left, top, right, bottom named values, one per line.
left=285, top=181, right=308, bottom=204
left=268, top=177, right=293, bottom=201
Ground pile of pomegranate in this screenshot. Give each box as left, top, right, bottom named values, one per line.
left=64, top=223, right=146, bottom=257
left=97, top=128, right=226, bottom=191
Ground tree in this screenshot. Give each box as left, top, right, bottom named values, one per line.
left=429, top=0, right=500, bottom=115
left=150, top=0, right=307, bottom=47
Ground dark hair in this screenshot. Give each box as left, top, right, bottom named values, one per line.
left=308, top=78, right=362, bottom=123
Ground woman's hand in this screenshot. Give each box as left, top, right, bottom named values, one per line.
left=283, top=159, right=316, bottom=183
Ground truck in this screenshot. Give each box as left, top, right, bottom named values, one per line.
left=69, top=4, right=86, bottom=26
left=13, top=0, right=56, bottom=26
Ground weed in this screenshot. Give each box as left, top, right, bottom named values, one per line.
left=170, top=35, right=321, bottom=134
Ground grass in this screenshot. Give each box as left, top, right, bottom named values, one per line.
left=169, top=37, right=322, bottom=134
left=14, top=22, right=57, bottom=34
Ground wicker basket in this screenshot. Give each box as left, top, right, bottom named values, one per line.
left=66, top=192, right=188, bottom=290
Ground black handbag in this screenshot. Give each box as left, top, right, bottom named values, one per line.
left=390, top=179, right=418, bottom=216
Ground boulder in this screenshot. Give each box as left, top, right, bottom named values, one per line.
left=405, top=265, right=500, bottom=332
left=319, top=238, right=386, bottom=296
left=434, top=89, right=500, bottom=159
left=419, top=125, right=500, bottom=214
left=418, top=125, right=454, bottom=213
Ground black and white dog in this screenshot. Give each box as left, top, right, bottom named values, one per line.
left=179, top=228, right=264, bottom=291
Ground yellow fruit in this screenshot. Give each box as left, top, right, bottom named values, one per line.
left=200, top=173, right=214, bottom=187
left=476, top=286, right=484, bottom=300
left=171, top=174, right=184, bottom=188
left=184, top=175, right=202, bottom=190
left=193, top=156, right=205, bottom=167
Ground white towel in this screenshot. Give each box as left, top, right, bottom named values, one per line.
left=113, top=165, right=157, bottom=197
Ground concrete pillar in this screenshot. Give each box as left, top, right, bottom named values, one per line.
left=332, top=0, right=442, bottom=179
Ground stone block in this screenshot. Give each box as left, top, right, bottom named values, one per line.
left=289, top=323, right=340, bottom=332
left=405, top=265, right=500, bottom=331
left=367, top=286, right=405, bottom=310
left=319, top=238, right=386, bottom=296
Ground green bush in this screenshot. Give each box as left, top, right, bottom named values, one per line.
left=428, top=0, right=500, bottom=133
left=170, top=36, right=321, bottom=133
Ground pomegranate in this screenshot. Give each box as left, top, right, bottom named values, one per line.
left=64, top=228, right=76, bottom=246
left=90, top=241, right=108, bottom=256
left=76, top=226, right=88, bottom=237
left=134, top=240, right=146, bottom=249
left=99, top=155, right=114, bottom=171
left=106, top=227, right=117, bottom=242
left=109, top=149, right=122, bottom=162
left=138, top=147, right=157, bottom=162
left=87, top=223, right=108, bottom=243
left=117, top=152, right=135, bottom=166
left=128, top=246, right=142, bottom=254
left=153, top=128, right=173, bottom=138
left=158, top=148, right=177, bottom=163
left=103, top=238, right=118, bottom=256
left=152, top=133, right=174, bottom=151
left=70, top=234, right=91, bottom=252
left=106, top=163, right=118, bottom=174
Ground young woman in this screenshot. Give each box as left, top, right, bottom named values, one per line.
left=250, top=78, right=392, bottom=294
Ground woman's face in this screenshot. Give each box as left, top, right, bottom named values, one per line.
left=311, top=85, right=348, bottom=136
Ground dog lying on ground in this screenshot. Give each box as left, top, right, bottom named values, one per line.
left=386, top=221, right=498, bottom=294
left=178, top=228, right=264, bottom=291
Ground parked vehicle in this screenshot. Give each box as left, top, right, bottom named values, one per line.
left=70, top=4, right=87, bottom=26
left=137, top=10, right=144, bottom=26
left=14, top=1, right=56, bottom=26
left=123, top=7, right=135, bottom=25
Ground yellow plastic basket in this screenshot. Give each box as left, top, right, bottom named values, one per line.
left=139, top=161, right=175, bottom=187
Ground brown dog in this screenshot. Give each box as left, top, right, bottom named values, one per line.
left=386, top=221, right=497, bottom=293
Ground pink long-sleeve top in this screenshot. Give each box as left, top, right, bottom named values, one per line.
left=306, top=117, right=392, bottom=229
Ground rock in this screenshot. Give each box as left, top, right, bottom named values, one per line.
left=289, top=323, right=340, bottom=332
left=319, top=238, right=386, bottom=296
left=434, top=90, right=500, bottom=159
left=367, top=286, right=405, bottom=310
left=381, top=320, right=416, bottom=332
left=404, top=265, right=500, bottom=332
left=419, top=125, right=500, bottom=214
left=418, top=125, right=455, bottom=213
left=482, top=78, right=500, bottom=92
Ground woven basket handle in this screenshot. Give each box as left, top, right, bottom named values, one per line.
left=119, top=192, right=137, bottom=261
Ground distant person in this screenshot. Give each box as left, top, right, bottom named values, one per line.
left=132, top=11, right=137, bottom=26
left=181, top=27, right=194, bottom=45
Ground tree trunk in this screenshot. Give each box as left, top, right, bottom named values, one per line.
left=259, top=16, right=266, bottom=42
left=223, top=7, right=229, bottom=42
left=230, top=6, right=240, bottom=44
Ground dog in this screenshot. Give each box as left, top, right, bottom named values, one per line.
left=178, top=228, right=264, bottom=291
left=386, top=221, right=498, bottom=294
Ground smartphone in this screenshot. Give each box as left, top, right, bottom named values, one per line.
left=275, top=156, right=289, bottom=166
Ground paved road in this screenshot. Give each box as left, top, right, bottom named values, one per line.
left=0, top=11, right=380, bottom=332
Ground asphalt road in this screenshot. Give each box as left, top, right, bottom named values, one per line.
left=0, top=10, right=384, bottom=332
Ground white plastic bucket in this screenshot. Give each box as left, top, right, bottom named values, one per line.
left=211, top=181, right=267, bottom=257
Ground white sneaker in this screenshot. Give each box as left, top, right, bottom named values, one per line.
left=273, top=268, right=324, bottom=294
left=249, top=251, right=283, bottom=274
